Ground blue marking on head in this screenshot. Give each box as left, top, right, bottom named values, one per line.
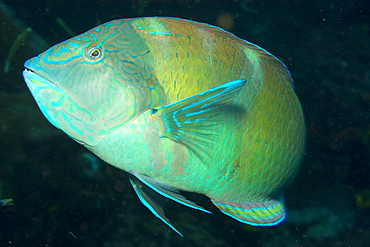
left=25, top=57, right=51, bottom=76
left=41, top=51, right=81, bottom=65
left=68, top=42, right=80, bottom=48
left=53, top=47, right=70, bottom=57
left=148, top=31, right=172, bottom=36
left=90, top=33, right=97, bottom=42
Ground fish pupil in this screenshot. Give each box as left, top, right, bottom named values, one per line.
left=88, top=47, right=102, bottom=60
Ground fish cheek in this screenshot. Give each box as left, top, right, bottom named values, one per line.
left=47, top=90, right=110, bottom=146
left=95, top=81, right=142, bottom=131
left=34, top=87, right=66, bottom=130
left=30, top=74, right=111, bottom=146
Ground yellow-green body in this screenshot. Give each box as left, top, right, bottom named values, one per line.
left=89, top=18, right=304, bottom=201
left=23, top=17, right=305, bottom=232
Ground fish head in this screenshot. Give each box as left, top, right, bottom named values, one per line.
left=23, top=19, right=162, bottom=146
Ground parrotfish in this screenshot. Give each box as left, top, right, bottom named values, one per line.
left=22, top=17, right=305, bottom=236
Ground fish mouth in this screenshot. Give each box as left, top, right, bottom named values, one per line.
left=23, top=67, right=59, bottom=89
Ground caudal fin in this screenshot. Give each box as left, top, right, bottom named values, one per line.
left=211, top=198, right=285, bottom=226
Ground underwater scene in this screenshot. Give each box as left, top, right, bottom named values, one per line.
left=0, top=0, right=369, bottom=246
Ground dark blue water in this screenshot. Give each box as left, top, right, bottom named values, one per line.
left=0, top=0, right=369, bottom=246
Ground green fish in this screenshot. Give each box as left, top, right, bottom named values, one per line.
left=23, top=17, right=305, bottom=236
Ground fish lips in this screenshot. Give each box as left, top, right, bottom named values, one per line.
left=23, top=57, right=58, bottom=88
left=23, top=68, right=58, bottom=90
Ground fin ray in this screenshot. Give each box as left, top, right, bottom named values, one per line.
left=132, top=171, right=211, bottom=213
left=151, top=79, right=246, bottom=157
left=129, top=172, right=212, bottom=236
left=129, top=177, right=183, bottom=236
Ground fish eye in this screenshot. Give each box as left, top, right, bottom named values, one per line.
left=86, top=46, right=102, bottom=60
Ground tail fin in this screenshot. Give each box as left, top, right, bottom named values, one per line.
left=211, top=198, right=285, bottom=226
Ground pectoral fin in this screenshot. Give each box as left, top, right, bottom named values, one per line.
left=151, top=79, right=246, bottom=156
left=211, top=197, right=285, bottom=226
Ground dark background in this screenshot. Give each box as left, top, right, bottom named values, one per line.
left=0, top=0, right=369, bottom=246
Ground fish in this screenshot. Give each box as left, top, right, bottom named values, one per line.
left=22, top=17, right=305, bottom=236
left=4, top=27, right=32, bottom=73
left=0, top=198, right=14, bottom=206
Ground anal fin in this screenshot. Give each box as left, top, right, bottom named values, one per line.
left=211, top=198, right=285, bottom=226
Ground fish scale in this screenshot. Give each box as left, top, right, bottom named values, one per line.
left=23, top=17, right=305, bottom=235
